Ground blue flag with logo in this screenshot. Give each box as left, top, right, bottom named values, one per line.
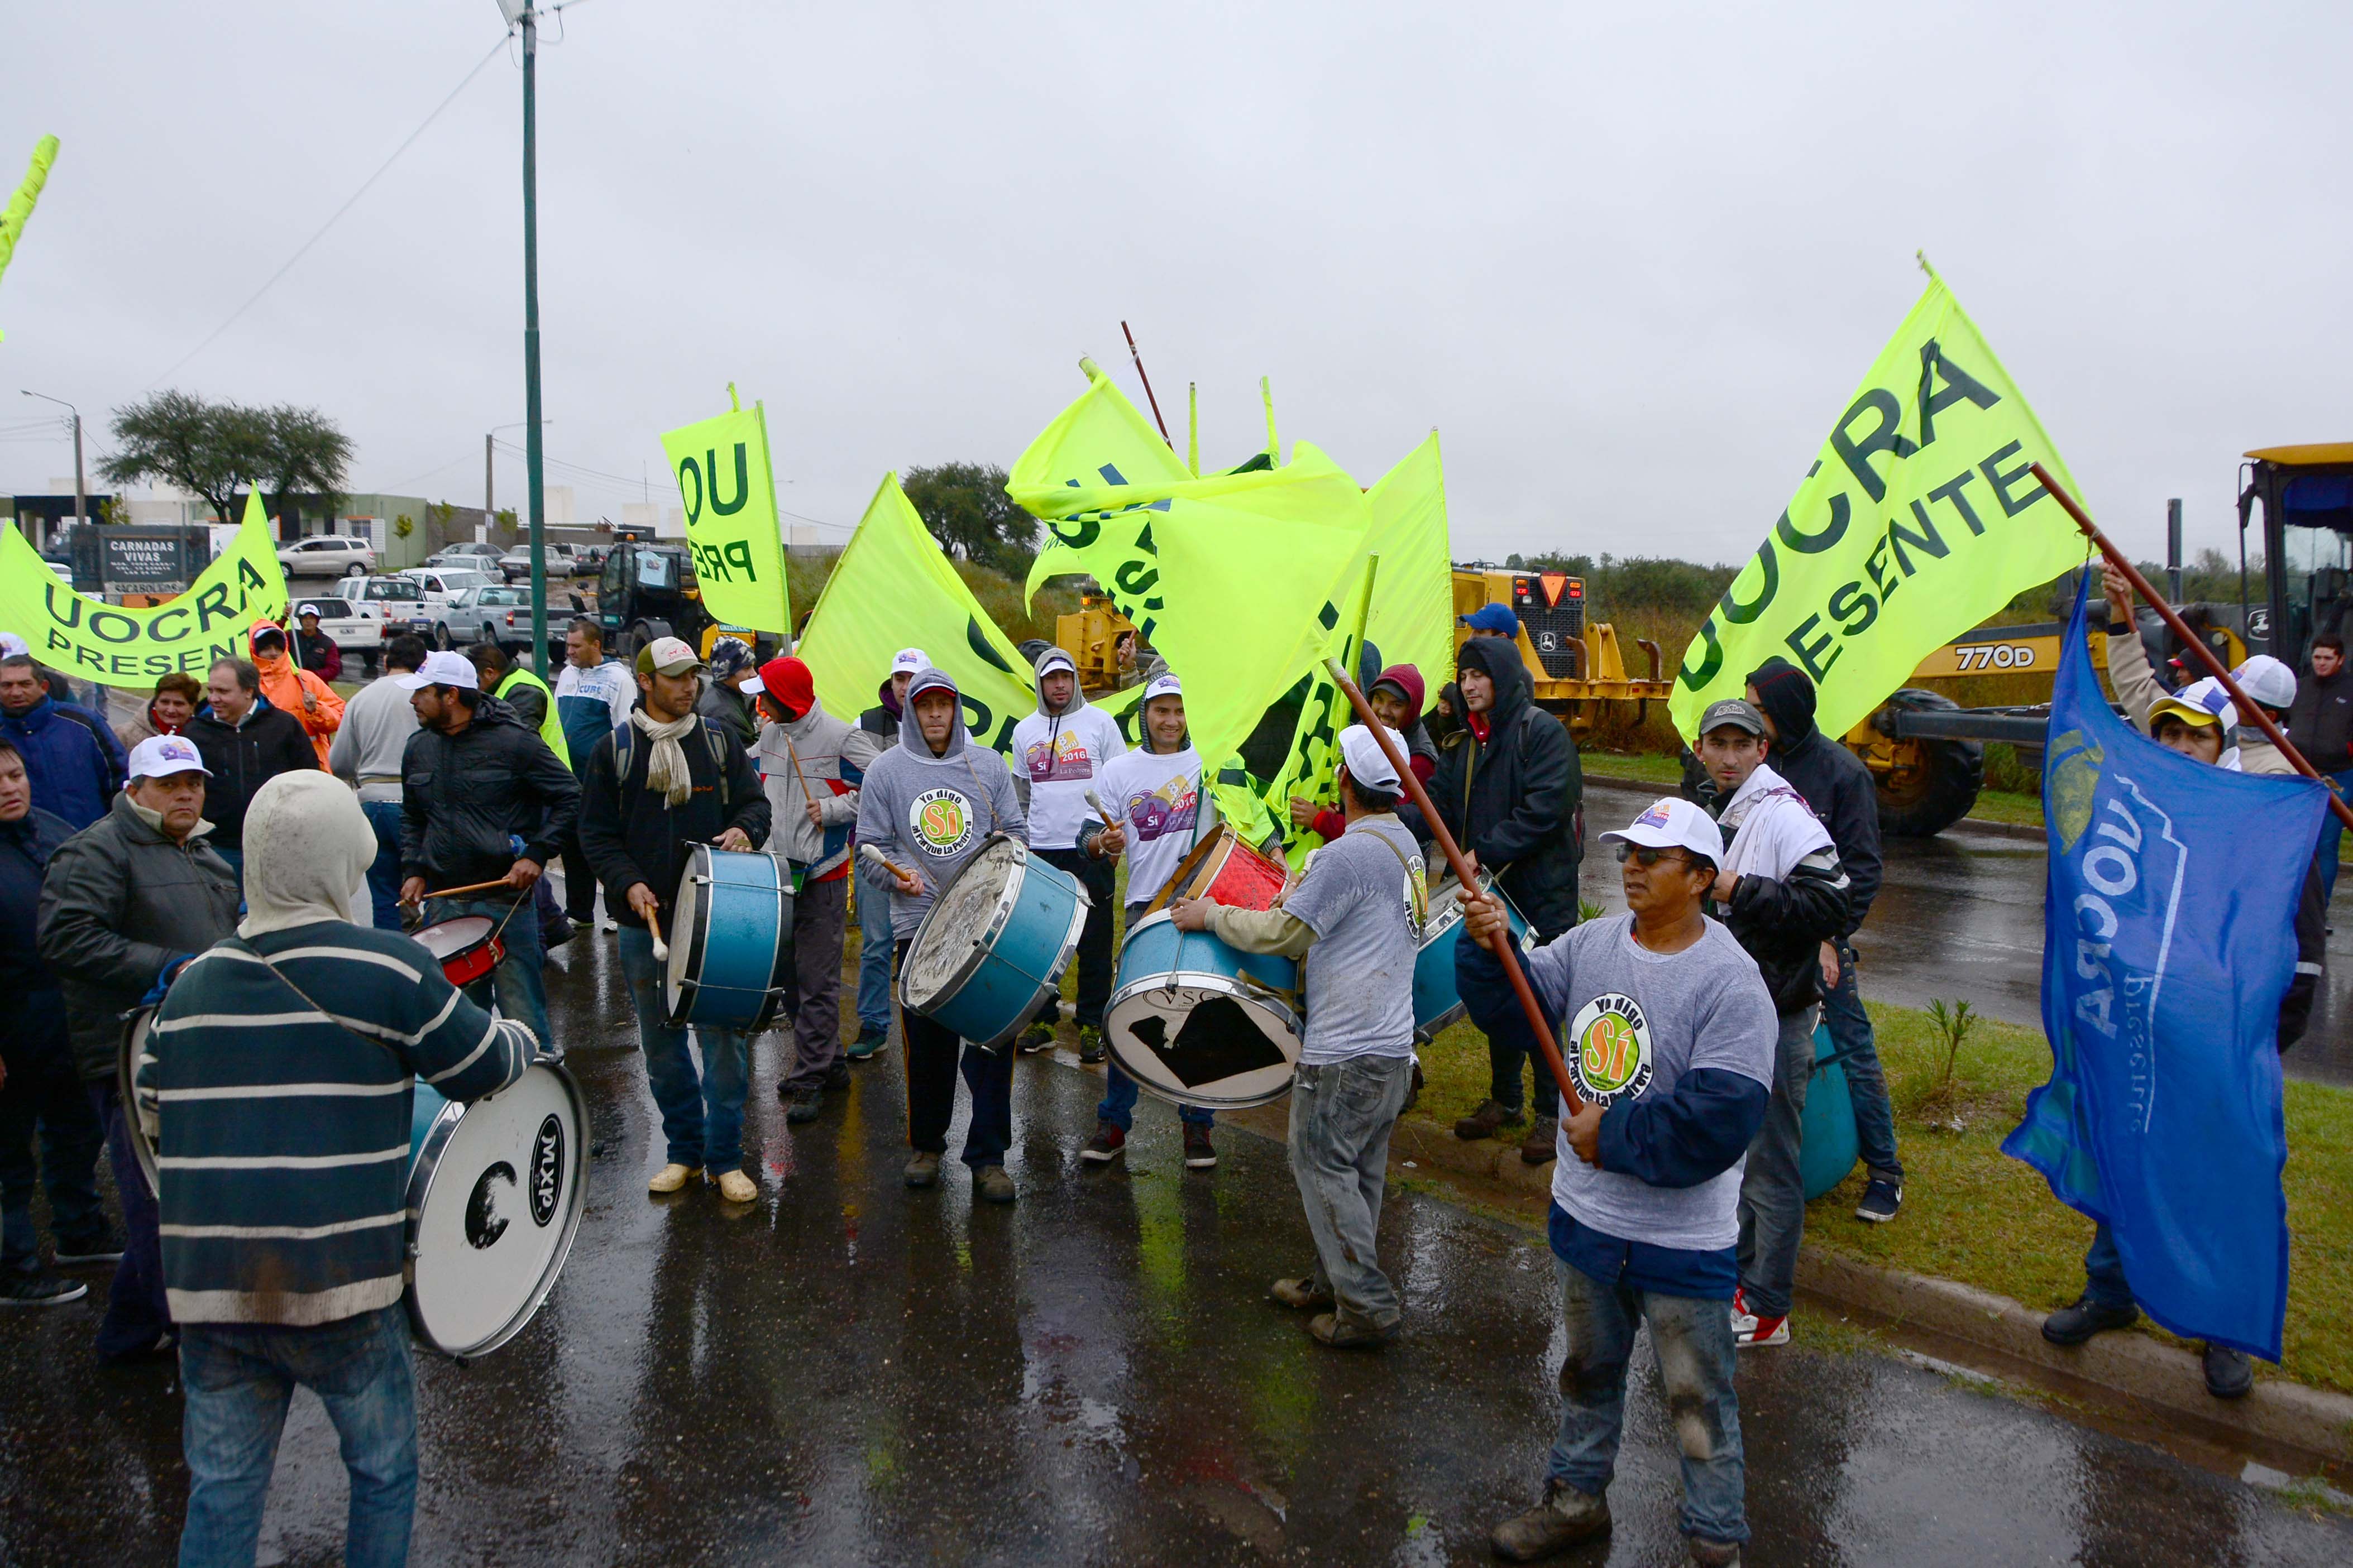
left=2002, top=578, right=2323, bottom=1360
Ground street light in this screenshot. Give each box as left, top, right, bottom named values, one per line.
left=496, top=0, right=552, bottom=673
left=20, top=389, right=84, bottom=546
left=485, top=417, right=554, bottom=542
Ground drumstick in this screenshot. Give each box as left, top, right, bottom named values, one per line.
left=647, top=907, right=669, bottom=964
left=859, top=843, right=915, bottom=883
left=1322, top=656, right=1585, bottom=1118
left=410, top=877, right=514, bottom=904
left=1083, top=789, right=1120, bottom=826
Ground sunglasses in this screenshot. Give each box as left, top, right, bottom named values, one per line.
left=1614, top=842, right=1696, bottom=869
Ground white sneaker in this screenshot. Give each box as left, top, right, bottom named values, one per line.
left=600, top=918, right=619, bottom=933
left=1728, top=1287, right=1790, bottom=1348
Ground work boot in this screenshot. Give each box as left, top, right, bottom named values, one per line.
left=1077, top=1025, right=1107, bottom=1064
left=2202, top=1342, right=2254, bottom=1400
left=1183, top=1124, right=1217, bottom=1169
left=1854, top=1177, right=1903, bottom=1223
left=903, top=1152, right=942, bottom=1189
left=786, top=1087, right=824, bottom=1124
left=1270, top=1274, right=1335, bottom=1311
left=714, top=1169, right=758, bottom=1203
left=52, top=1229, right=127, bottom=1265
left=1017, top=1022, right=1056, bottom=1054
left=1080, top=1123, right=1127, bottom=1164
left=648, top=1163, right=700, bottom=1195
left=0, top=1272, right=89, bottom=1308
left=1489, top=1479, right=1612, bottom=1562
left=1519, top=1115, right=1558, bottom=1165
left=1454, top=1099, right=1523, bottom=1140
left=846, top=1025, right=887, bottom=1062
left=2041, top=1294, right=2139, bottom=1346
left=1685, top=1538, right=1742, bottom=1568
left=1308, top=1309, right=1393, bottom=1350
left=825, top=1058, right=852, bottom=1091
left=974, top=1164, right=1017, bottom=1205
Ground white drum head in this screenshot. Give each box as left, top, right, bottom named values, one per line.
left=1106, top=980, right=1300, bottom=1110
left=901, top=836, right=1026, bottom=1011
left=664, top=848, right=704, bottom=1018
left=408, top=1063, right=587, bottom=1358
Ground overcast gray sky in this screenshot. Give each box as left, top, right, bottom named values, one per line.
left=4, top=1, right=2345, bottom=569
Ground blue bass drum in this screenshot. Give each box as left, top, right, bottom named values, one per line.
left=406, top=1061, right=588, bottom=1359
left=899, top=833, right=1090, bottom=1051
left=1415, top=872, right=1531, bottom=1040
left=1105, top=910, right=1304, bottom=1110
left=666, top=845, right=794, bottom=1032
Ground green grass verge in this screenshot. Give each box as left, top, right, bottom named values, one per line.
left=1412, top=1001, right=2353, bottom=1397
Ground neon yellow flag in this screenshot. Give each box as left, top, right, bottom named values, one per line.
left=1015, top=358, right=1190, bottom=630
left=1668, top=274, right=2089, bottom=741
left=0, top=134, right=59, bottom=338
left=796, top=474, right=1138, bottom=761
left=660, top=396, right=790, bottom=633
left=1362, top=431, right=1454, bottom=702
left=0, top=490, right=289, bottom=685
left=1259, top=554, right=1378, bottom=866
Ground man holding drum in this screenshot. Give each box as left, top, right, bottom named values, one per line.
left=854, top=667, right=1029, bottom=1203
left=1012, top=646, right=1126, bottom=1061
left=140, top=771, right=537, bottom=1568
left=576, top=638, right=771, bottom=1204
left=1466, top=797, right=1775, bottom=1568
left=1171, top=723, right=1424, bottom=1349
left=1078, top=673, right=1219, bottom=1170
left=850, top=648, right=927, bottom=1061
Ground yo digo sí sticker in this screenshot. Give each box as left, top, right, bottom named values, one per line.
left=1568, top=992, right=1654, bottom=1104
left=910, top=787, right=976, bottom=857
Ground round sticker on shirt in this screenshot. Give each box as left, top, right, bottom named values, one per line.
left=1401, top=853, right=1428, bottom=941
left=909, top=787, right=977, bottom=858
left=1567, top=992, right=1654, bottom=1105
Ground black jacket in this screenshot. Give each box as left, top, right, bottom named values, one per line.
left=1743, top=658, right=1882, bottom=937
left=399, top=698, right=581, bottom=899
left=2288, top=665, right=2353, bottom=775
left=697, top=679, right=760, bottom=751
left=36, top=793, right=242, bottom=1079
left=0, top=807, right=73, bottom=1063
left=858, top=679, right=901, bottom=744
left=184, top=701, right=319, bottom=848
left=575, top=717, right=770, bottom=929
left=1426, top=636, right=1583, bottom=937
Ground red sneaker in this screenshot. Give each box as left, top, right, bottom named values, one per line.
left=1729, top=1287, right=1789, bottom=1349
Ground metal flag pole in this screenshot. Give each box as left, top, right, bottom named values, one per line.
left=2030, top=460, right=2353, bottom=832
left=1321, top=656, right=1585, bottom=1115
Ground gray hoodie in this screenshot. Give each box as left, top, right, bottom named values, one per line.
left=853, top=668, right=1027, bottom=938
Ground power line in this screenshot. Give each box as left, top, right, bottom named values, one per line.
left=144, top=34, right=511, bottom=390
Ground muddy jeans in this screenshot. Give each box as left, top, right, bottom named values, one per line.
left=1288, top=1054, right=1413, bottom=1330
left=1549, top=1256, right=1747, bottom=1547
left=1735, top=1004, right=1819, bottom=1319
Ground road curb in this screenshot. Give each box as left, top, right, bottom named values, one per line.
left=1381, top=1110, right=2353, bottom=1467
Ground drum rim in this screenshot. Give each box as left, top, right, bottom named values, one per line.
left=411, top=914, right=498, bottom=957
left=896, top=832, right=1029, bottom=1014
left=403, top=1059, right=590, bottom=1360
left=665, top=844, right=791, bottom=1033
left=117, top=1007, right=160, bottom=1198
left=1107, top=967, right=1302, bottom=1029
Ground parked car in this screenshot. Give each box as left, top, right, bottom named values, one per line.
left=288, top=577, right=428, bottom=676
left=431, top=583, right=534, bottom=651
left=497, top=543, right=585, bottom=582
left=423, top=541, right=505, bottom=569
left=397, top=566, right=498, bottom=608
left=276, top=535, right=377, bottom=578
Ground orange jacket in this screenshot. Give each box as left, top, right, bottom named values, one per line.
left=250, top=616, right=345, bottom=766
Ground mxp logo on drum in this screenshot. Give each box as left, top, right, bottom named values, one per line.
left=531, top=1115, right=566, bottom=1227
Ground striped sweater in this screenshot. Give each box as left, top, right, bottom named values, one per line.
left=136, top=920, right=534, bottom=1326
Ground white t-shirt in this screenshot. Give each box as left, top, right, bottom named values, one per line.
left=1283, top=817, right=1426, bottom=1064
left=1094, top=743, right=1214, bottom=907
left=1011, top=701, right=1127, bottom=851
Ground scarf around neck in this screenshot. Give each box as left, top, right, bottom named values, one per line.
left=631, top=706, right=700, bottom=806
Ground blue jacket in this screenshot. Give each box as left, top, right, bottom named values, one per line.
left=0, top=806, right=73, bottom=1058
left=0, top=697, right=127, bottom=831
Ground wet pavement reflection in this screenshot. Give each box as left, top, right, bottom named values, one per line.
left=2, top=922, right=2349, bottom=1565
left=1585, top=779, right=2353, bottom=1089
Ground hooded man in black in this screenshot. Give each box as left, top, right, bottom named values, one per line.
left=1428, top=635, right=1583, bottom=1161
left=1738, top=659, right=1902, bottom=1221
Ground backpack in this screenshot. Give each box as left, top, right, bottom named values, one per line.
left=611, top=720, right=733, bottom=809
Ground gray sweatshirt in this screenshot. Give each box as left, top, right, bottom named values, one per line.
left=853, top=668, right=1026, bottom=938
left=328, top=673, right=422, bottom=803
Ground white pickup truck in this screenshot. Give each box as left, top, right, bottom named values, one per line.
left=289, top=577, right=434, bottom=676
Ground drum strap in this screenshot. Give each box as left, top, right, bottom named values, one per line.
left=223, top=938, right=404, bottom=1066
left=1361, top=822, right=1430, bottom=933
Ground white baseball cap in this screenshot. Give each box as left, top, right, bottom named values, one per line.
left=1600, top=797, right=1724, bottom=866
left=127, top=733, right=211, bottom=781
left=891, top=648, right=929, bottom=677
left=1142, top=673, right=1183, bottom=703
left=1337, top=723, right=1404, bottom=792
left=395, top=649, right=480, bottom=691
left=0, top=632, right=27, bottom=658
left=635, top=636, right=704, bottom=677
left=2231, top=654, right=2296, bottom=713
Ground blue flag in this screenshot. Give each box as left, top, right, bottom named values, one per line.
left=2002, top=577, right=2323, bottom=1360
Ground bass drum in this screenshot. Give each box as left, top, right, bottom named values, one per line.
left=1104, top=910, right=1303, bottom=1110
left=118, top=1007, right=162, bottom=1196
left=406, top=1061, right=589, bottom=1359
left=899, top=833, right=1090, bottom=1051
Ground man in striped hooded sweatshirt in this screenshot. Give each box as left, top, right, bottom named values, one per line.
left=139, top=770, right=535, bottom=1568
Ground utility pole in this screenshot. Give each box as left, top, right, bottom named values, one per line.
left=499, top=0, right=551, bottom=672
left=485, top=430, right=495, bottom=543
left=20, top=390, right=83, bottom=548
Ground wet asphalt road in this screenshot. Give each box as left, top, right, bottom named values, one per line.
left=1582, top=779, right=2353, bottom=1090
left=4, top=926, right=2351, bottom=1565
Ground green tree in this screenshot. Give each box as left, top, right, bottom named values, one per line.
left=99, top=391, right=350, bottom=533
left=902, top=461, right=1036, bottom=573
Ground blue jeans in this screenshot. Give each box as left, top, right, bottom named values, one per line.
left=1549, top=1255, right=1747, bottom=1547
left=2321, top=769, right=2353, bottom=902
left=176, top=1304, right=417, bottom=1568
left=423, top=895, right=549, bottom=1056
left=1098, top=1060, right=1214, bottom=1132
left=1735, top=1005, right=1818, bottom=1320
left=619, top=927, right=750, bottom=1172
left=1459, top=931, right=1560, bottom=1120
left=1289, top=1054, right=1414, bottom=1329
left=359, top=801, right=405, bottom=932
left=2083, top=1220, right=2134, bottom=1310
left=90, top=1082, right=174, bottom=1361
left=854, top=862, right=893, bottom=1035
left=1821, top=942, right=1901, bottom=1182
